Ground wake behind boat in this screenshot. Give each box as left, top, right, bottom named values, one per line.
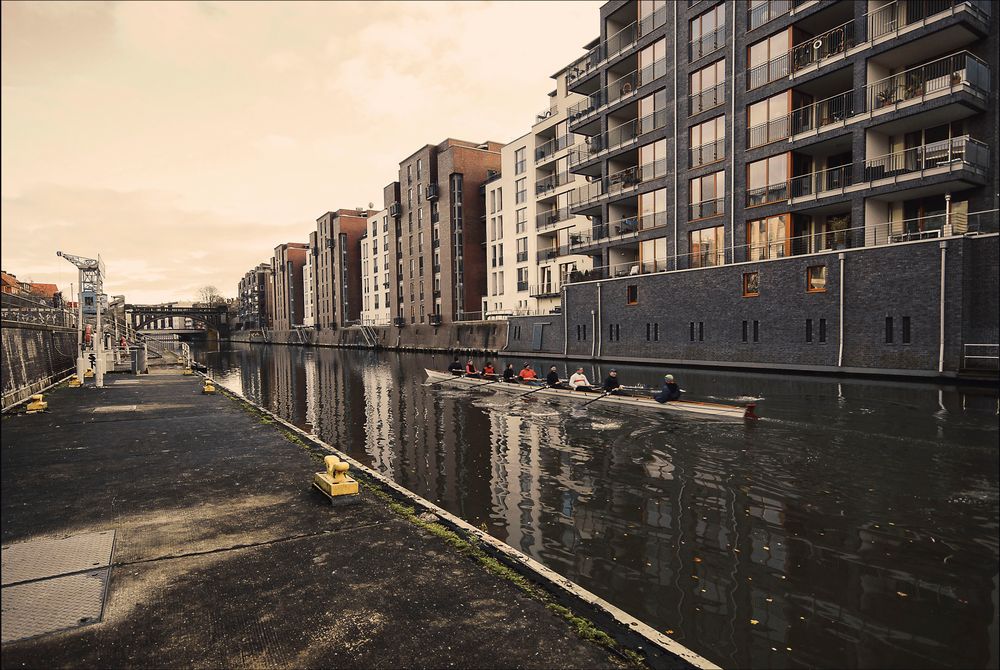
left=424, top=369, right=758, bottom=421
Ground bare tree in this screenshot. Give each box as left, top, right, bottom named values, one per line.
left=197, top=285, right=225, bottom=306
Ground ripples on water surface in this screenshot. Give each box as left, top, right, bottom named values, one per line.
left=198, top=344, right=999, bottom=669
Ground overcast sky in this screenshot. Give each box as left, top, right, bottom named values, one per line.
left=1, top=0, right=599, bottom=303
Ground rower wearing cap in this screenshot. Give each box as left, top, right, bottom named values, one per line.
left=545, top=365, right=566, bottom=389
left=654, top=374, right=682, bottom=403
left=518, top=363, right=538, bottom=382
left=602, top=369, right=621, bottom=394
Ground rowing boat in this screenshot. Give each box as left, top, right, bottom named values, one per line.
left=424, top=369, right=758, bottom=421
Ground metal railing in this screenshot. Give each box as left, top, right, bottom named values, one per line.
left=748, top=0, right=793, bottom=31
left=529, top=283, right=562, bottom=298
left=689, top=81, right=725, bottom=115
left=516, top=251, right=528, bottom=263
left=568, top=108, right=668, bottom=167
left=537, top=247, right=560, bottom=262
left=535, top=170, right=573, bottom=195
left=689, top=137, right=725, bottom=168
left=748, top=19, right=855, bottom=90
left=866, top=51, right=990, bottom=111
left=746, top=163, right=853, bottom=207
left=689, top=197, right=726, bottom=220
left=689, top=24, right=726, bottom=61
left=536, top=206, right=574, bottom=230
left=866, top=0, right=990, bottom=42
left=564, top=4, right=669, bottom=85
left=863, top=136, right=989, bottom=181
left=568, top=55, right=667, bottom=125
left=536, top=134, right=574, bottom=162
left=747, top=89, right=855, bottom=148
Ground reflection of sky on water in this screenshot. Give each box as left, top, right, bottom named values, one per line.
left=198, top=344, right=999, bottom=670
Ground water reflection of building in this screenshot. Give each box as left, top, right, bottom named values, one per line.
left=359, top=359, right=397, bottom=478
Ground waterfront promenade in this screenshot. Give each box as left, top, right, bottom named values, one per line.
left=0, top=369, right=690, bottom=668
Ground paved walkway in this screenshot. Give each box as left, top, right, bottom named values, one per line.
left=1, top=370, right=629, bottom=668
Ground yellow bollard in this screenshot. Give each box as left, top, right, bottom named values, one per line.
left=313, top=455, right=359, bottom=500
left=83, top=369, right=95, bottom=379
left=183, top=368, right=193, bottom=376
left=26, top=394, right=48, bottom=414
left=68, top=375, right=82, bottom=388
left=202, top=379, right=216, bottom=394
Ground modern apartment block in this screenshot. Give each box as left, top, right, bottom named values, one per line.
left=384, top=139, right=503, bottom=326
left=483, top=70, right=596, bottom=318
left=361, top=208, right=392, bottom=326
left=303, top=235, right=316, bottom=327
left=505, top=0, right=998, bottom=376
left=546, top=0, right=996, bottom=278
left=312, top=209, right=373, bottom=329
left=237, top=263, right=273, bottom=330
left=271, top=242, right=308, bottom=331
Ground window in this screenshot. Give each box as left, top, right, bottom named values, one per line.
left=807, top=265, right=827, bottom=292
left=690, top=4, right=725, bottom=60
left=805, top=318, right=813, bottom=343
left=609, top=324, right=621, bottom=341
left=742, top=320, right=749, bottom=343
left=627, top=285, right=638, bottom=305
left=416, top=158, right=422, bottom=181
left=640, top=237, right=668, bottom=273
left=819, top=318, right=827, bottom=343
left=747, top=28, right=790, bottom=90
left=747, top=91, right=793, bottom=148
left=646, top=323, right=660, bottom=341
left=747, top=153, right=789, bottom=206
left=516, top=237, right=528, bottom=263
left=639, top=189, right=668, bottom=230
left=743, top=272, right=759, bottom=297
left=638, top=38, right=666, bottom=85
left=516, top=208, right=527, bottom=233
left=902, top=316, right=911, bottom=344
left=689, top=225, right=725, bottom=268
left=753, top=320, right=759, bottom=342
left=638, top=139, right=667, bottom=181
left=576, top=324, right=588, bottom=341
left=690, top=60, right=725, bottom=114
left=514, top=148, right=526, bottom=175
left=885, top=316, right=894, bottom=344
left=690, top=171, right=725, bottom=219
left=515, top=178, right=526, bottom=204
left=638, top=89, right=668, bottom=132
left=747, top=214, right=789, bottom=261
left=690, top=116, right=725, bottom=167
left=639, top=0, right=667, bottom=34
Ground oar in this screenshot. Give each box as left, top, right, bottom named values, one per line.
left=512, top=382, right=551, bottom=399
left=582, top=390, right=613, bottom=407
left=427, top=373, right=470, bottom=387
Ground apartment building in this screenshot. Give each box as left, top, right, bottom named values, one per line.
left=312, top=209, right=373, bottom=329
left=484, top=68, right=596, bottom=318
left=554, top=0, right=995, bottom=279
left=303, top=234, right=316, bottom=327
left=361, top=207, right=393, bottom=326
left=271, top=242, right=308, bottom=330
left=237, top=262, right=273, bottom=330
left=384, top=139, right=502, bottom=325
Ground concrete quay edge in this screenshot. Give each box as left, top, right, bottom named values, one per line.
left=204, top=373, right=719, bottom=670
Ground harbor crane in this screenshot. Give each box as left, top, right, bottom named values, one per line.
left=57, top=251, right=107, bottom=387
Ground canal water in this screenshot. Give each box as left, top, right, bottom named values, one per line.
left=197, top=344, right=999, bottom=669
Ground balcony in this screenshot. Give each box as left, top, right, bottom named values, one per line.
left=747, top=19, right=855, bottom=91
left=689, top=137, right=725, bottom=168
left=536, top=206, right=573, bottom=231
left=536, top=134, right=574, bottom=164
left=863, top=136, right=989, bottom=183
left=568, top=108, right=669, bottom=168
left=568, top=56, right=668, bottom=129
left=565, top=3, right=669, bottom=89
left=516, top=251, right=529, bottom=263
left=789, top=163, right=854, bottom=200
left=389, top=202, right=402, bottom=218
left=747, top=89, right=855, bottom=149
left=535, top=171, right=573, bottom=196
left=866, top=0, right=991, bottom=44
left=516, top=280, right=529, bottom=292
left=689, top=24, right=726, bottom=61
left=865, top=51, right=990, bottom=113
left=689, top=82, right=725, bottom=116
left=529, top=283, right=561, bottom=298
left=570, top=157, right=667, bottom=212
left=537, top=247, right=560, bottom=263
left=748, top=0, right=793, bottom=31
left=689, top=197, right=725, bottom=221
left=425, top=183, right=439, bottom=201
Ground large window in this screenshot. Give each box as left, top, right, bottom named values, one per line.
left=638, top=38, right=666, bottom=86
left=639, top=0, right=667, bottom=34
left=640, top=236, right=668, bottom=273
left=639, top=188, right=667, bottom=230
left=747, top=29, right=790, bottom=90
left=639, top=138, right=667, bottom=180
left=638, top=89, right=668, bottom=133
left=690, top=116, right=725, bottom=167
left=747, top=213, right=789, bottom=260
left=690, top=4, right=726, bottom=60
left=747, top=91, right=791, bottom=148
left=747, top=153, right=789, bottom=206
left=514, top=148, right=526, bottom=175
left=689, top=225, right=725, bottom=268
left=515, top=178, right=526, bottom=204
left=689, top=171, right=725, bottom=220
left=690, top=60, right=725, bottom=114
left=515, top=208, right=527, bottom=233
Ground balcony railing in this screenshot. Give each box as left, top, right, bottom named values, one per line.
left=537, top=248, right=560, bottom=262
left=516, top=280, right=529, bottom=292
left=425, top=183, right=439, bottom=200
left=747, top=89, right=855, bottom=149
left=747, top=19, right=856, bottom=90
left=866, top=51, right=990, bottom=112
left=569, top=179, right=605, bottom=210
left=516, top=251, right=529, bottom=263
left=568, top=56, right=668, bottom=125
left=748, top=0, right=793, bottom=31
left=535, top=171, right=573, bottom=195
left=689, top=24, right=726, bottom=61
left=536, top=134, right=574, bottom=162
left=690, top=82, right=725, bottom=115
left=536, top=206, right=574, bottom=230
left=689, top=137, right=725, bottom=168
left=789, top=164, right=854, bottom=198
left=689, top=197, right=725, bottom=220
left=867, top=0, right=991, bottom=42
left=529, top=283, right=562, bottom=298
left=565, top=4, right=669, bottom=85
left=863, top=136, right=988, bottom=181
left=569, top=108, right=669, bottom=167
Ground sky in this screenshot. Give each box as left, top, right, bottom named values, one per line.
left=1, top=0, right=600, bottom=303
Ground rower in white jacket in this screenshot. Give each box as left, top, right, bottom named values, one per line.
left=568, top=368, right=592, bottom=390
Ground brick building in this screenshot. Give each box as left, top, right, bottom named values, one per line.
left=271, top=242, right=308, bottom=330
left=313, top=209, right=373, bottom=329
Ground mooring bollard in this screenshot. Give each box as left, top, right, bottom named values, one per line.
left=26, top=394, right=48, bottom=414
left=68, top=375, right=83, bottom=388
left=313, top=454, right=359, bottom=502
left=202, top=379, right=216, bottom=394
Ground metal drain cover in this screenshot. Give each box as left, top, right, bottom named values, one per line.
left=1, top=569, right=110, bottom=643
left=2, top=530, right=115, bottom=585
